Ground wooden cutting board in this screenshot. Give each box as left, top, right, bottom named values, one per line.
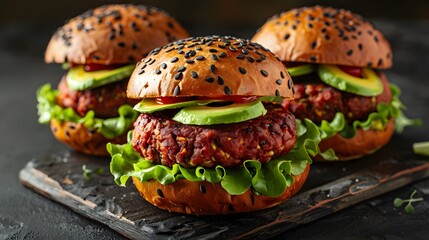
left=19, top=150, right=429, bottom=240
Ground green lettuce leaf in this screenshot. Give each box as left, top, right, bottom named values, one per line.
left=318, top=83, right=421, bottom=139
left=37, top=83, right=138, bottom=139
left=108, top=119, right=324, bottom=197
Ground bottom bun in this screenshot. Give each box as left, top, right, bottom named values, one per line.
left=50, top=119, right=127, bottom=157
left=132, top=164, right=310, bottom=215
left=317, top=119, right=394, bottom=161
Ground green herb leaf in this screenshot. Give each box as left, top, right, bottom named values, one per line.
left=37, top=83, right=138, bottom=139
left=404, top=203, right=415, bottom=214
left=393, top=198, right=404, bottom=207
left=108, top=119, right=323, bottom=197
left=413, top=141, right=429, bottom=156
left=82, top=165, right=104, bottom=180
left=393, top=189, right=423, bottom=214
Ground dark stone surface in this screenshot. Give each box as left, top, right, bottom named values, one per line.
left=0, top=20, right=428, bottom=239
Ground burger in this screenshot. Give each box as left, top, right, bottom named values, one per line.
left=107, top=36, right=325, bottom=215
left=36, top=4, right=189, bottom=156
left=252, top=6, right=419, bottom=160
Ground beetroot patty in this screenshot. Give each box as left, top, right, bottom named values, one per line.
left=57, top=76, right=135, bottom=118
left=282, top=72, right=392, bottom=123
left=132, top=104, right=297, bottom=168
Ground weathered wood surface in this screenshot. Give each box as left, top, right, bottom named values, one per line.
left=19, top=151, right=429, bottom=240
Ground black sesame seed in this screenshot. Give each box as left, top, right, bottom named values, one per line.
left=229, top=46, right=237, bottom=52
left=378, top=58, right=383, bottom=66
left=109, top=34, right=115, bottom=40
left=174, top=72, right=183, bottom=80
left=195, top=55, right=205, bottom=61
left=291, top=25, right=297, bottom=30
left=65, top=131, right=70, bottom=138
left=247, top=56, right=255, bottom=63
left=368, top=62, right=373, bottom=67
left=161, top=63, right=167, bottom=69
left=308, top=23, right=313, bottom=28
left=358, top=43, right=363, bottom=50
left=186, top=59, right=195, bottom=64
left=311, top=41, right=317, bottom=49
left=191, top=71, right=198, bottom=79
left=241, top=49, right=249, bottom=54
left=210, top=64, right=216, bottom=73
left=276, top=79, right=282, bottom=85
left=117, top=42, right=125, bottom=48
left=261, top=70, right=268, bottom=77
left=211, top=54, right=218, bottom=60
left=275, top=90, right=280, bottom=96
left=156, top=189, right=164, bottom=198
left=155, top=69, right=161, bottom=75
left=209, top=48, right=218, bottom=53
left=280, top=71, right=285, bottom=79
left=219, top=52, right=227, bottom=58
left=217, top=76, right=224, bottom=85
left=170, top=57, right=179, bottom=63
left=196, top=46, right=202, bottom=50
left=288, top=79, right=293, bottom=89
left=374, top=36, right=379, bottom=43
left=205, top=76, right=214, bottom=83
left=177, top=66, right=186, bottom=72
left=224, top=86, right=232, bottom=95
left=236, top=54, right=245, bottom=60
left=321, top=28, right=327, bottom=33
left=325, top=35, right=331, bottom=40
left=309, top=56, right=317, bottom=62
left=199, top=184, right=206, bottom=194
left=346, top=50, right=353, bottom=56
left=324, top=21, right=331, bottom=26
left=173, top=86, right=180, bottom=96
left=239, top=67, right=246, bottom=74
left=284, top=34, right=290, bottom=40
left=132, top=43, right=138, bottom=50
left=167, top=21, right=174, bottom=28
left=217, top=44, right=226, bottom=49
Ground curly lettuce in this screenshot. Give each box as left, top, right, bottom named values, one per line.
left=317, top=84, right=421, bottom=140
left=37, top=83, right=138, bottom=139
left=107, top=119, right=327, bottom=197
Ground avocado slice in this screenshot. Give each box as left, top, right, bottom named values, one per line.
left=318, top=65, right=383, bottom=96
left=134, top=99, right=225, bottom=113
left=66, top=64, right=135, bottom=91
left=173, top=100, right=267, bottom=125
left=288, top=64, right=316, bottom=77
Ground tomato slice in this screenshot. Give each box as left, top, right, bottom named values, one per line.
left=156, top=97, right=194, bottom=104
left=339, top=65, right=363, bottom=78
left=83, top=63, right=126, bottom=72
left=198, top=96, right=258, bottom=103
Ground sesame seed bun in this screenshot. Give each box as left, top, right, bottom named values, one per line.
left=132, top=163, right=310, bottom=215
left=45, top=4, right=189, bottom=65
left=127, top=36, right=294, bottom=99
left=50, top=119, right=127, bottom=156
left=317, top=119, right=394, bottom=161
left=252, top=6, right=392, bottom=69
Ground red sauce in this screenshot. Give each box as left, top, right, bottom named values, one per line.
left=339, top=65, right=363, bottom=78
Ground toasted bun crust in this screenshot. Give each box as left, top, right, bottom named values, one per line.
left=127, top=36, right=294, bottom=99
left=45, top=4, right=189, bottom=65
left=50, top=119, right=127, bottom=156
left=132, top=164, right=309, bottom=215
left=317, top=119, right=394, bottom=161
left=252, top=6, right=392, bottom=69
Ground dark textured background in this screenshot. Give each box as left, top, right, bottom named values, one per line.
left=0, top=1, right=429, bottom=239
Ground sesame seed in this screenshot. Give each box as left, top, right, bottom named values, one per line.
left=311, top=41, right=317, bottom=49
left=308, top=23, right=313, bottom=28
left=211, top=54, right=218, bottom=60
left=346, top=50, right=353, bottom=56
left=321, top=28, right=327, bottom=33
left=205, top=76, right=214, bottom=83
left=210, top=64, right=216, bottom=73
left=224, top=86, right=232, bottom=95
left=177, top=66, right=186, bottom=72
left=173, top=86, right=180, bottom=95
left=280, top=71, right=285, bottom=79
left=239, top=67, right=247, bottom=74
left=117, top=42, right=125, bottom=48
left=161, top=63, right=167, bottom=69
left=288, top=79, right=293, bottom=89
left=325, top=35, right=331, bottom=40
left=137, top=68, right=145, bottom=75
left=209, top=49, right=218, bottom=53
left=241, top=49, right=249, bottom=54
left=276, top=90, right=280, bottom=96
left=374, top=36, right=379, bottom=43
left=247, top=56, right=254, bottom=63
left=186, top=59, right=195, bottom=64
left=155, top=69, right=161, bottom=75
left=195, top=56, right=205, bottom=61
left=170, top=57, right=179, bottom=63
left=174, top=72, right=183, bottom=80
left=291, top=25, right=297, bottom=30
left=276, top=79, right=282, bottom=85
left=309, top=56, right=317, bottom=62
left=132, top=43, right=138, bottom=50
left=219, top=52, right=227, bottom=58
left=191, top=71, right=198, bottom=79
left=217, top=76, right=224, bottom=85
left=261, top=70, right=268, bottom=77
left=358, top=43, right=363, bottom=50
left=229, top=46, right=237, bottom=52
left=236, top=54, right=245, bottom=60
left=378, top=58, right=383, bottom=66
left=284, top=34, right=290, bottom=40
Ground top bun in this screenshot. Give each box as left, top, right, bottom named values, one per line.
left=252, top=6, right=392, bottom=69
left=127, top=36, right=294, bottom=99
left=45, top=4, right=189, bottom=65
